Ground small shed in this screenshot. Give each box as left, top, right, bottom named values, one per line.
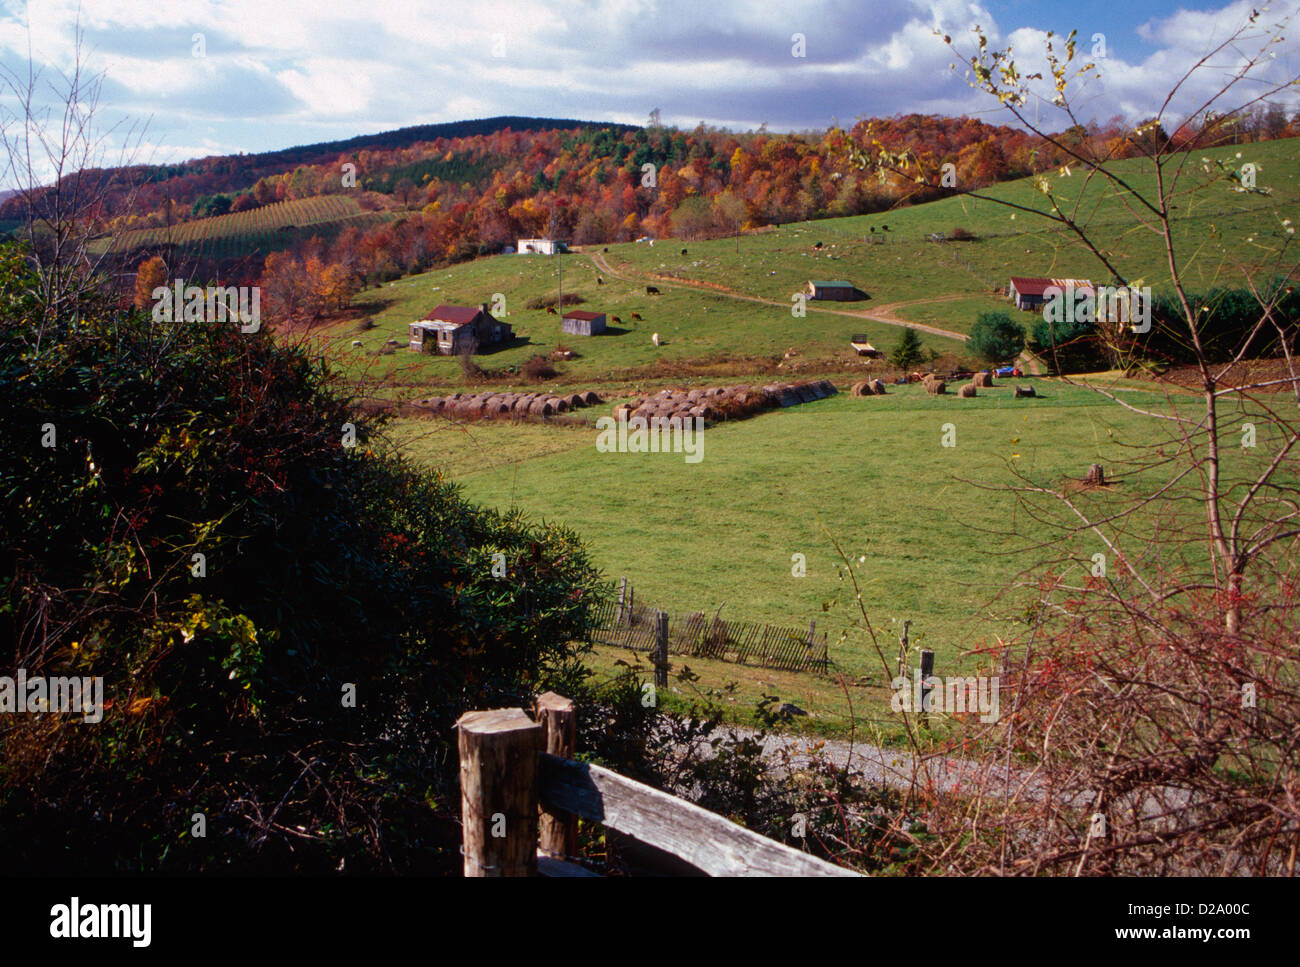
left=561, top=309, right=606, bottom=336
left=517, top=238, right=563, bottom=255
left=805, top=280, right=861, bottom=301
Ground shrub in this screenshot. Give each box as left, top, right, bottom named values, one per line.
left=968, top=311, right=1026, bottom=363
left=0, top=242, right=602, bottom=873
left=522, top=354, right=558, bottom=380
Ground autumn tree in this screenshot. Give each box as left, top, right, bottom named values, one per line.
left=132, top=256, right=167, bottom=310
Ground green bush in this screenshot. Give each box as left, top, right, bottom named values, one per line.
left=968, top=311, right=1026, bottom=364
left=0, top=242, right=602, bottom=872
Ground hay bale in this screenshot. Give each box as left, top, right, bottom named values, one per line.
left=1014, top=385, right=1036, bottom=398
left=549, top=396, right=568, bottom=413
left=926, top=379, right=947, bottom=395
left=563, top=393, right=583, bottom=409
left=958, top=383, right=977, bottom=398
left=613, top=403, right=635, bottom=420
left=870, top=379, right=886, bottom=395
left=512, top=396, right=534, bottom=415
left=795, top=384, right=819, bottom=403
left=851, top=380, right=870, bottom=397
left=818, top=379, right=837, bottom=396
left=580, top=390, right=602, bottom=406
left=529, top=399, right=555, bottom=417
left=973, top=370, right=994, bottom=387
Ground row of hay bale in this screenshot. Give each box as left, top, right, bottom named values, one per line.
left=851, top=379, right=887, bottom=396
left=416, top=389, right=602, bottom=420
left=610, top=380, right=836, bottom=425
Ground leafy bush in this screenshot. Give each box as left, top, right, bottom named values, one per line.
left=522, top=354, right=558, bottom=380
left=968, top=311, right=1026, bottom=363
left=0, top=242, right=602, bottom=872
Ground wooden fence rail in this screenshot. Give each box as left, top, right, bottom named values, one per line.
left=456, top=692, right=859, bottom=878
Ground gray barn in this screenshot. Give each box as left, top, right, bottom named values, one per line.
left=561, top=309, right=607, bottom=336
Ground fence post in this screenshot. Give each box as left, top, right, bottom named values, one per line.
left=805, top=620, right=815, bottom=665
left=535, top=692, right=577, bottom=861
left=616, top=576, right=628, bottom=626
left=456, top=707, right=543, bottom=877
left=918, top=649, right=935, bottom=728
left=654, top=610, right=669, bottom=688
left=898, top=620, right=911, bottom=679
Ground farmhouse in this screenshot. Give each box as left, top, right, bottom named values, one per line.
left=409, top=303, right=512, bottom=354
left=805, top=280, right=861, bottom=301
left=561, top=309, right=606, bottom=336
left=517, top=238, right=563, bottom=255
left=1009, top=276, right=1094, bottom=311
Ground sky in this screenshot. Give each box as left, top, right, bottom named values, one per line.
left=0, top=0, right=1296, bottom=173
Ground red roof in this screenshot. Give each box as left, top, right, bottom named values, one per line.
left=562, top=310, right=604, bottom=320
left=1010, top=277, right=1093, bottom=297
left=423, top=304, right=484, bottom=326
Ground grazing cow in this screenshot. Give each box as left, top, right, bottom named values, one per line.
left=814, top=241, right=823, bottom=249
left=652, top=332, right=660, bottom=346
left=603, top=247, right=609, bottom=253
left=646, top=285, right=660, bottom=295
left=631, top=312, right=643, bottom=320
left=546, top=305, right=557, bottom=314
left=597, top=276, right=604, bottom=284
left=611, top=315, right=622, bottom=324
left=681, top=248, right=687, bottom=255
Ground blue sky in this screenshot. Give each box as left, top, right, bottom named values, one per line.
left=0, top=0, right=1295, bottom=174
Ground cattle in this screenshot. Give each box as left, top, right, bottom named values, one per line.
left=814, top=241, right=823, bottom=249
left=631, top=312, right=643, bottom=321
left=646, top=285, right=660, bottom=295
left=681, top=248, right=687, bottom=255
left=652, top=332, right=660, bottom=346
left=546, top=305, right=557, bottom=315
left=603, top=247, right=609, bottom=252
left=611, top=315, right=622, bottom=324
left=597, top=276, right=604, bottom=284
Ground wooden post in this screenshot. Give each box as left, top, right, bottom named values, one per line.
left=898, top=619, right=911, bottom=679
left=535, top=692, right=577, bottom=861
left=805, top=620, right=815, bottom=665
left=456, top=707, right=543, bottom=877
left=918, top=649, right=935, bottom=728
left=654, top=610, right=669, bottom=688
left=616, top=576, right=628, bottom=626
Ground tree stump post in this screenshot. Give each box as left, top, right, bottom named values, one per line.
left=535, top=692, right=577, bottom=861
left=456, top=707, right=543, bottom=877
left=654, top=610, right=669, bottom=688
left=918, top=649, right=935, bottom=728
left=616, top=576, right=628, bottom=626
left=1085, top=464, right=1106, bottom=486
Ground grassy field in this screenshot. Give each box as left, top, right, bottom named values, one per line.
left=361, top=139, right=1298, bottom=737
left=385, top=378, right=1290, bottom=736
left=93, top=195, right=396, bottom=260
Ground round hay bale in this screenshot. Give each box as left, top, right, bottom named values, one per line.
left=529, top=399, right=555, bottom=417
left=851, top=380, right=870, bottom=397
left=818, top=379, right=837, bottom=396
left=927, top=379, right=947, bottom=395
left=563, top=393, right=582, bottom=409
left=870, top=379, right=886, bottom=395
left=613, top=403, right=635, bottom=420
left=512, top=396, right=534, bottom=415
left=958, top=382, right=977, bottom=398
left=973, top=370, right=994, bottom=388
left=549, top=396, right=569, bottom=413
left=580, top=390, right=601, bottom=406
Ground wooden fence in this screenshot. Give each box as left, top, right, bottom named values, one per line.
left=456, top=692, right=859, bottom=877
left=587, top=581, right=830, bottom=675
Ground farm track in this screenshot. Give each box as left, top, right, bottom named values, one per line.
left=588, top=251, right=970, bottom=343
